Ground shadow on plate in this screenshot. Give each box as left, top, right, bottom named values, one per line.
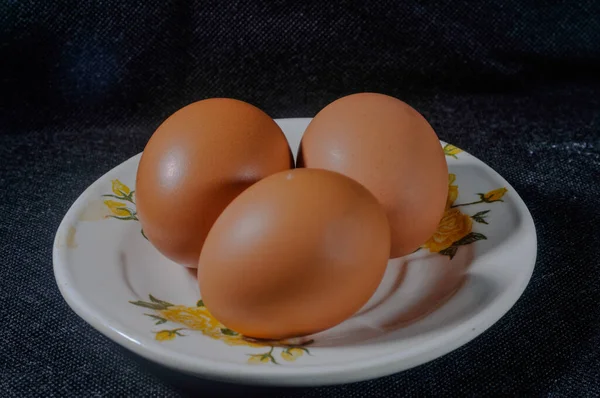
left=309, top=244, right=503, bottom=347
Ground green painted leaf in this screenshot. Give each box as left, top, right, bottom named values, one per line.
left=471, top=210, right=490, bottom=224
left=439, top=246, right=458, bottom=259
left=148, top=294, right=161, bottom=303
left=148, top=294, right=174, bottom=307
left=221, top=328, right=238, bottom=336
left=101, top=194, right=126, bottom=200
left=129, top=300, right=168, bottom=310
left=197, top=300, right=204, bottom=307
left=108, top=215, right=138, bottom=221
left=453, top=232, right=487, bottom=246
left=144, top=314, right=167, bottom=325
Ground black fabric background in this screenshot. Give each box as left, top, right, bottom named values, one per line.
left=1, top=1, right=600, bottom=396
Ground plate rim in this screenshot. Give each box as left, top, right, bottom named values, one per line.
left=53, top=117, right=537, bottom=386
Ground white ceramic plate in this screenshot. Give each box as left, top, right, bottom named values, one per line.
left=53, top=118, right=536, bottom=386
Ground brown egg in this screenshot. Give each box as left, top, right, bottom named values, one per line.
left=298, top=93, right=448, bottom=258
left=136, top=98, right=293, bottom=267
left=198, top=168, right=390, bottom=340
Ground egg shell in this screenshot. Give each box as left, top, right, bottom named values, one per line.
left=198, top=168, right=391, bottom=340
left=136, top=98, right=293, bottom=267
left=298, top=93, right=448, bottom=258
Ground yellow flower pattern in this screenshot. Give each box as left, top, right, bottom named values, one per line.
left=103, top=200, right=131, bottom=218
left=155, top=329, right=184, bottom=341
left=130, top=295, right=313, bottom=364
left=281, top=347, right=307, bottom=362
left=443, top=144, right=463, bottom=158
left=248, top=354, right=272, bottom=364
left=447, top=173, right=458, bottom=209
left=481, top=188, right=508, bottom=203
left=422, top=172, right=507, bottom=258
left=156, top=305, right=263, bottom=348
left=112, top=179, right=131, bottom=196
left=102, top=180, right=146, bottom=238
left=423, top=208, right=473, bottom=252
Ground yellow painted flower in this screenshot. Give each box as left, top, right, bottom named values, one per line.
left=447, top=173, right=458, bottom=209
left=248, top=347, right=277, bottom=364
left=155, top=329, right=184, bottom=341
left=112, top=179, right=131, bottom=196
left=481, top=188, right=507, bottom=203
left=221, top=335, right=263, bottom=348
left=159, top=305, right=219, bottom=331
left=248, top=354, right=272, bottom=364
left=423, top=208, right=472, bottom=252
left=444, top=144, right=463, bottom=158
left=103, top=200, right=130, bottom=217
left=281, top=348, right=305, bottom=362
left=157, top=305, right=261, bottom=348
left=130, top=295, right=314, bottom=363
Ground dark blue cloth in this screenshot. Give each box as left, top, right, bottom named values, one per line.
left=1, top=1, right=600, bottom=396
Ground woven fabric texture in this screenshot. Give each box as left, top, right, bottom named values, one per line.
left=1, top=1, right=600, bottom=396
